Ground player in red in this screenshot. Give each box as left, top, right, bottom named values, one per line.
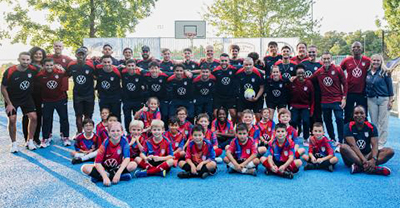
left=257, top=108, right=275, bottom=146
left=47, top=41, right=73, bottom=93
left=177, top=125, right=217, bottom=179
left=36, top=58, right=70, bottom=147
left=81, top=122, right=137, bottom=186
left=71, top=118, right=99, bottom=164
left=340, top=41, right=371, bottom=124
left=241, top=109, right=266, bottom=155
left=200, top=45, right=220, bottom=71
left=291, top=42, right=309, bottom=64
left=126, top=120, right=146, bottom=162
left=303, top=122, right=338, bottom=172
left=96, top=108, right=110, bottom=141
left=261, top=123, right=303, bottom=179
left=278, top=109, right=306, bottom=158
left=2, top=52, right=38, bottom=152
left=176, top=107, right=193, bottom=138
left=195, top=113, right=223, bottom=162
left=224, top=123, right=260, bottom=176
left=263, top=41, right=282, bottom=77
left=134, top=97, right=161, bottom=133
left=97, top=114, right=118, bottom=148
left=229, top=44, right=244, bottom=70
left=163, top=116, right=186, bottom=166
left=211, top=107, right=235, bottom=150
left=275, top=46, right=297, bottom=80
left=134, top=120, right=174, bottom=177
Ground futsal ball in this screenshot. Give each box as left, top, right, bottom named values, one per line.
left=244, top=88, right=256, bottom=100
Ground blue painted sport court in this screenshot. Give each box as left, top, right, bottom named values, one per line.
left=0, top=102, right=399, bottom=208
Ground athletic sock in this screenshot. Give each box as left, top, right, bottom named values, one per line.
left=173, top=152, right=181, bottom=160
left=82, top=151, right=97, bottom=161
left=74, top=153, right=85, bottom=158
left=138, top=160, right=151, bottom=169
left=147, top=161, right=170, bottom=175
left=246, top=161, right=255, bottom=168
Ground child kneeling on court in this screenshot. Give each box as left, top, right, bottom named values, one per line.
left=177, top=125, right=217, bottom=179
left=81, top=122, right=137, bottom=186
left=302, top=122, right=338, bottom=172
left=71, top=118, right=99, bottom=164
left=134, top=120, right=174, bottom=177
left=224, top=123, right=259, bottom=176
left=260, top=123, right=302, bottom=179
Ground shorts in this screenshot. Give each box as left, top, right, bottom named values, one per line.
left=73, top=95, right=94, bottom=117
left=274, top=160, right=299, bottom=173
left=5, top=97, right=36, bottom=116
left=214, top=96, right=237, bottom=109
left=237, top=99, right=263, bottom=113
left=266, top=102, right=287, bottom=110
left=89, top=166, right=130, bottom=180
left=149, top=159, right=171, bottom=172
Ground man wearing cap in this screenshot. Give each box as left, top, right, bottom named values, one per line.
left=137, top=45, right=159, bottom=70
left=66, top=48, right=96, bottom=134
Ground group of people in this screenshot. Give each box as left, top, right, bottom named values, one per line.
left=1, top=40, right=396, bottom=185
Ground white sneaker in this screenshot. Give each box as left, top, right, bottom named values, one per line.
left=215, top=157, right=223, bottom=164
left=27, top=140, right=37, bottom=150
left=10, top=142, right=19, bottom=153
left=45, top=138, right=51, bottom=146
left=63, top=138, right=71, bottom=146
left=335, top=146, right=340, bottom=153
left=39, top=140, right=47, bottom=148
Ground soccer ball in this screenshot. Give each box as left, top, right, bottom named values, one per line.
left=244, top=88, right=256, bottom=100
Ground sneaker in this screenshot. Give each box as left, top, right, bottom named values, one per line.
left=120, top=173, right=132, bottom=181
left=157, top=170, right=167, bottom=177
left=90, top=177, right=100, bottom=183
left=327, top=165, right=334, bottom=172
left=71, top=157, right=83, bottom=165
left=200, top=172, right=209, bottom=179
left=304, top=163, right=316, bottom=171
left=350, top=164, right=362, bottom=174
left=10, top=143, right=19, bottom=153
left=133, top=169, right=147, bottom=178
left=282, top=171, right=294, bottom=179
left=247, top=168, right=257, bottom=176
left=303, top=139, right=309, bottom=147
left=215, top=157, right=223, bottom=164
left=45, top=138, right=52, bottom=146
left=177, top=171, right=192, bottom=179
left=227, top=166, right=236, bottom=174
left=372, top=166, right=391, bottom=176
left=63, top=138, right=71, bottom=146
left=39, top=140, right=47, bottom=148
left=27, top=140, right=37, bottom=150
left=335, top=146, right=340, bottom=153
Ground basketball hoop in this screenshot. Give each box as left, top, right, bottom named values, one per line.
left=184, top=32, right=197, bottom=40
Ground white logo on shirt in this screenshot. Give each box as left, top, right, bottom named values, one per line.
left=272, top=89, right=281, bottom=97
left=152, top=84, right=161, bottom=92
left=177, top=87, right=186, bottom=95
left=76, top=75, right=86, bottom=84
left=221, top=77, right=231, bottom=85
left=352, top=67, right=362, bottom=78
left=46, top=80, right=58, bottom=89
left=126, top=83, right=136, bottom=91
left=356, top=140, right=366, bottom=150
left=323, top=77, right=333, bottom=87
left=101, top=81, right=111, bottom=89
left=20, top=81, right=30, bottom=90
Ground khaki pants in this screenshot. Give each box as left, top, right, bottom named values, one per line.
left=367, top=96, right=390, bottom=148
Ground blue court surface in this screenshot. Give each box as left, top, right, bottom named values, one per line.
left=0, top=102, right=399, bottom=208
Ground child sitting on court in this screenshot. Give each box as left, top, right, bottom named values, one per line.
left=163, top=116, right=186, bottom=166
left=303, top=122, right=338, bottom=172
left=211, top=107, right=235, bottom=150
left=134, top=120, right=174, bottom=177
left=224, top=123, right=259, bottom=176
left=257, top=108, right=275, bottom=146
left=241, top=109, right=266, bottom=155
left=278, top=109, right=305, bottom=158
left=95, top=108, right=110, bottom=140
left=126, top=120, right=147, bottom=161
left=176, top=107, right=193, bottom=138
left=97, top=114, right=118, bottom=148
left=261, top=123, right=302, bottom=179
left=177, top=125, right=217, bottom=179
left=195, top=113, right=223, bottom=162
left=134, top=97, right=161, bottom=132
left=81, top=122, right=137, bottom=186
left=71, top=118, right=99, bottom=164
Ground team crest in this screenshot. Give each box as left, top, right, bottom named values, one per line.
left=161, top=149, right=165, bottom=155
left=290, top=67, right=294, bottom=71
left=284, top=151, right=288, bottom=156
left=175, top=142, right=179, bottom=148
left=202, top=155, right=206, bottom=161
left=279, top=84, right=283, bottom=88
left=314, top=67, right=318, bottom=71
left=251, top=78, right=255, bottom=82
left=85, top=70, right=89, bottom=74
left=321, top=147, right=326, bottom=152
left=28, top=73, right=32, bottom=78
left=304, top=86, right=308, bottom=91
left=170, top=66, right=173, bottom=70
left=331, top=70, right=335, bottom=75
left=117, top=149, right=121, bottom=155
left=192, top=64, right=195, bottom=68
left=229, top=71, right=232, bottom=75
left=135, top=78, right=139, bottom=82
left=110, top=77, right=114, bottom=81
left=159, top=79, right=163, bottom=83
left=362, top=62, right=365, bottom=66
left=185, top=130, right=188, bottom=135
left=184, top=81, right=187, bottom=85
left=55, top=75, right=59, bottom=79
left=246, top=149, right=251, bottom=154
left=208, top=83, right=212, bottom=86
left=364, top=132, right=369, bottom=138
left=62, top=58, right=66, bottom=63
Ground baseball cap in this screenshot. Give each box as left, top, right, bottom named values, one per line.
left=142, top=45, right=150, bottom=52
left=75, top=47, right=87, bottom=54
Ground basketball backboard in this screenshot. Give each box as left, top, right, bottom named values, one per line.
left=175, top=20, right=206, bottom=39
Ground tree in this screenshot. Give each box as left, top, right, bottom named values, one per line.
left=203, top=0, right=319, bottom=39
left=383, top=0, right=400, bottom=58
left=0, top=0, right=157, bottom=51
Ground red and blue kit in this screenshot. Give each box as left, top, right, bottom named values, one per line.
left=267, top=138, right=295, bottom=163
left=308, top=136, right=334, bottom=158
left=211, top=119, right=234, bottom=134
left=139, top=109, right=162, bottom=129
left=96, top=122, right=108, bottom=148
left=163, top=130, right=186, bottom=151
left=143, top=136, right=173, bottom=157
left=257, top=120, right=275, bottom=141
left=126, top=134, right=147, bottom=159
left=248, top=125, right=261, bottom=144
left=228, top=137, right=257, bottom=160
left=179, top=121, right=193, bottom=137
left=185, top=140, right=216, bottom=165
left=95, top=137, right=130, bottom=170
left=74, top=133, right=99, bottom=151
left=286, top=125, right=298, bottom=141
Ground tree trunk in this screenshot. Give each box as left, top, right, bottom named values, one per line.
left=89, top=0, right=96, bottom=37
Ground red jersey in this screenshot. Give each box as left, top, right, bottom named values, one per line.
left=139, top=109, right=161, bottom=128
left=205, top=129, right=218, bottom=147
left=163, top=130, right=186, bottom=151
left=36, top=69, right=67, bottom=102
left=179, top=121, right=193, bottom=137
left=211, top=119, right=234, bottom=134
left=308, top=136, right=334, bottom=157
left=286, top=125, right=298, bottom=140
left=74, top=132, right=98, bottom=151
left=48, top=54, right=73, bottom=91
left=267, top=138, right=295, bottom=162
left=248, top=125, right=261, bottom=144
left=185, top=140, right=215, bottom=165
left=309, top=64, right=348, bottom=104
left=340, top=56, right=371, bottom=94
left=290, top=55, right=309, bottom=65
left=126, top=134, right=147, bottom=158
left=257, top=120, right=275, bottom=141
left=143, top=136, right=173, bottom=157
left=96, top=122, right=108, bottom=148
left=95, top=137, right=130, bottom=169
left=288, top=79, right=314, bottom=114
left=228, top=137, right=257, bottom=160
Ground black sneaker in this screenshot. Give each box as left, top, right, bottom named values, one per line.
left=304, top=163, right=316, bottom=171
left=327, top=165, right=334, bottom=172
left=265, top=169, right=271, bottom=175
left=282, top=171, right=294, bottom=179
left=71, top=157, right=83, bottom=165
left=177, top=171, right=191, bottom=179
left=201, top=172, right=209, bottom=179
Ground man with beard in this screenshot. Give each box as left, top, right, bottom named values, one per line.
left=291, top=42, right=309, bottom=64
left=263, top=41, right=282, bottom=78
left=275, top=46, right=297, bottom=80
left=137, top=45, right=159, bottom=70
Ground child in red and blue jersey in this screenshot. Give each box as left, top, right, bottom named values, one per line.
left=134, top=120, right=174, bottom=177
left=134, top=97, right=161, bottom=133
left=261, top=123, right=303, bottom=179
left=126, top=120, right=147, bottom=161
left=97, top=114, right=118, bottom=148
left=177, top=125, right=217, bottom=179
left=257, top=108, right=275, bottom=146
left=241, top=109, right=266, bottom=156
left=195, top=114, right=223, bottom=161
left=212, top=107, right=235, bottom=150
left=81, top=122, right=137, bottom=186
left=278, top=109, right=306, bottom=158
left=95, top=108, right=109, bottom=139
left=303, top=122, right=338, bottom=172
left=176, top=106, right=193, bottom=138
left=71, top=118, right=99, bottom=164
left=224, top=123, right=259, bottom=175
left=163, top=116, right=186, bottom=166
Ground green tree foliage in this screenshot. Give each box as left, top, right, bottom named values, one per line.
left=0, top=0, right=157, bottom=51
left=383, top=0, right=400, bottom=58
left=203, top=0, right=319, bottom=39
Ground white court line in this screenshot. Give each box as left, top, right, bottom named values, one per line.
left=50, top=151, right=72, bottom=161
left=53, top=145, right=74, bottom=153
left=22, top=150, right=131, bottom=208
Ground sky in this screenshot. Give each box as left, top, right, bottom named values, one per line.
left=0, top=0, right=385, bottom=62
